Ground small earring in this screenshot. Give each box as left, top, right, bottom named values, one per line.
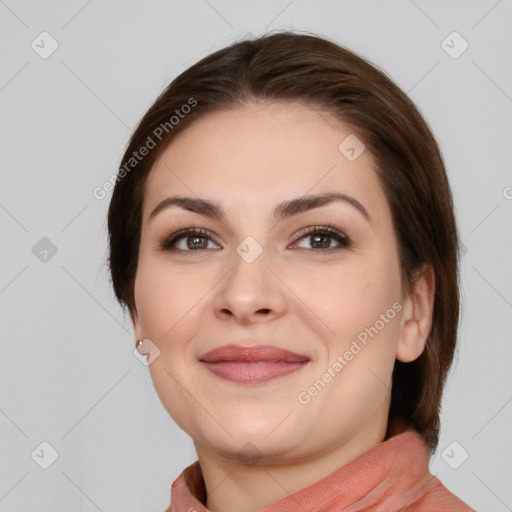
left=136, top=339, right=143, bottom=349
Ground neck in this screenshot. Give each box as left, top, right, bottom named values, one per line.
left=194, top=417, right=388, bottom=512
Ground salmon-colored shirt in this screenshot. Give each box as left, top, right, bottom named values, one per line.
left=166, top=417, right=475, bottom=511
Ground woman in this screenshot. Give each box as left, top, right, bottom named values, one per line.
left=107, top=31, right=475, bottom=511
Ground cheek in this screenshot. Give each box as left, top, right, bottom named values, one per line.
left=133, top=257, right=209, bottom=341
left=296, top=262, right=399, bottom=341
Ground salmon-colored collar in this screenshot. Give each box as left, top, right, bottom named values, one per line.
left=166, top=417, right=474, bottom=511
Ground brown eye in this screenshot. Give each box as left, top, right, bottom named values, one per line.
left=158, top=224, right=351, bottom=256
left=293, top=225, right=351, bottom=252
left=159, top=228, right=220, bottom=254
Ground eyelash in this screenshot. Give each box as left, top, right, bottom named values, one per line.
left=157, top=224, right=352, bottom=255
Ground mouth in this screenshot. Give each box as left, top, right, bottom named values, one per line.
left=198, top=344, right=310, bottom=384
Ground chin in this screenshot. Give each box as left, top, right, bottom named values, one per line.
left=204, top=432, right=302, bottom=464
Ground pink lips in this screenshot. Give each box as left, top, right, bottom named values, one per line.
left=199, top=344, right=310, bottom=384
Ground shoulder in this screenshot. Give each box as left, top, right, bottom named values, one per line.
left=400, top=476, right=475, bottom=511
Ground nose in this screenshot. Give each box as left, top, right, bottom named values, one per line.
left=213, top=245, right=288, bottom=325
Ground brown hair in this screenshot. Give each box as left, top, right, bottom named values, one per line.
left=107, top=30, right=462, bottom=454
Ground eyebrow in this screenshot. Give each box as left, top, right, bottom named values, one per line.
left=148, top=192, right=372, bottom=225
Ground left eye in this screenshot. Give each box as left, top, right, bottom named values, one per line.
left=293, top=226, right=351, bottom=251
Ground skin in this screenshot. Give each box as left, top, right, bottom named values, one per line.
left=130, top=100, right=435, bottom=512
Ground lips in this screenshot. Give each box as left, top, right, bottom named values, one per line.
left=199, top=344, right=310, bottom=363
left=199, top=344, right=310, bottom=384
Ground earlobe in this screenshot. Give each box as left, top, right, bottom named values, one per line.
left=396, top=264, right=436, bottom=363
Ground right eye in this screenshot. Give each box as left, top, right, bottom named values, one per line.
left=158, top=227, right=221, bottom=255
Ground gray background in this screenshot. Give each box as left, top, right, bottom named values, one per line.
left=1, top=0, right=511, bottom=510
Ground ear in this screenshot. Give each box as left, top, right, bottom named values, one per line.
left=396, top=264, right=436, bottom=363
left=130, top=305, right=143, bottom=347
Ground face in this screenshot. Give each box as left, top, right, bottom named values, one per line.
left=131, top=100, right=412, bottom=463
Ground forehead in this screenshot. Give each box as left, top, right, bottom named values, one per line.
left=143, top=101, right=388, bottom=222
